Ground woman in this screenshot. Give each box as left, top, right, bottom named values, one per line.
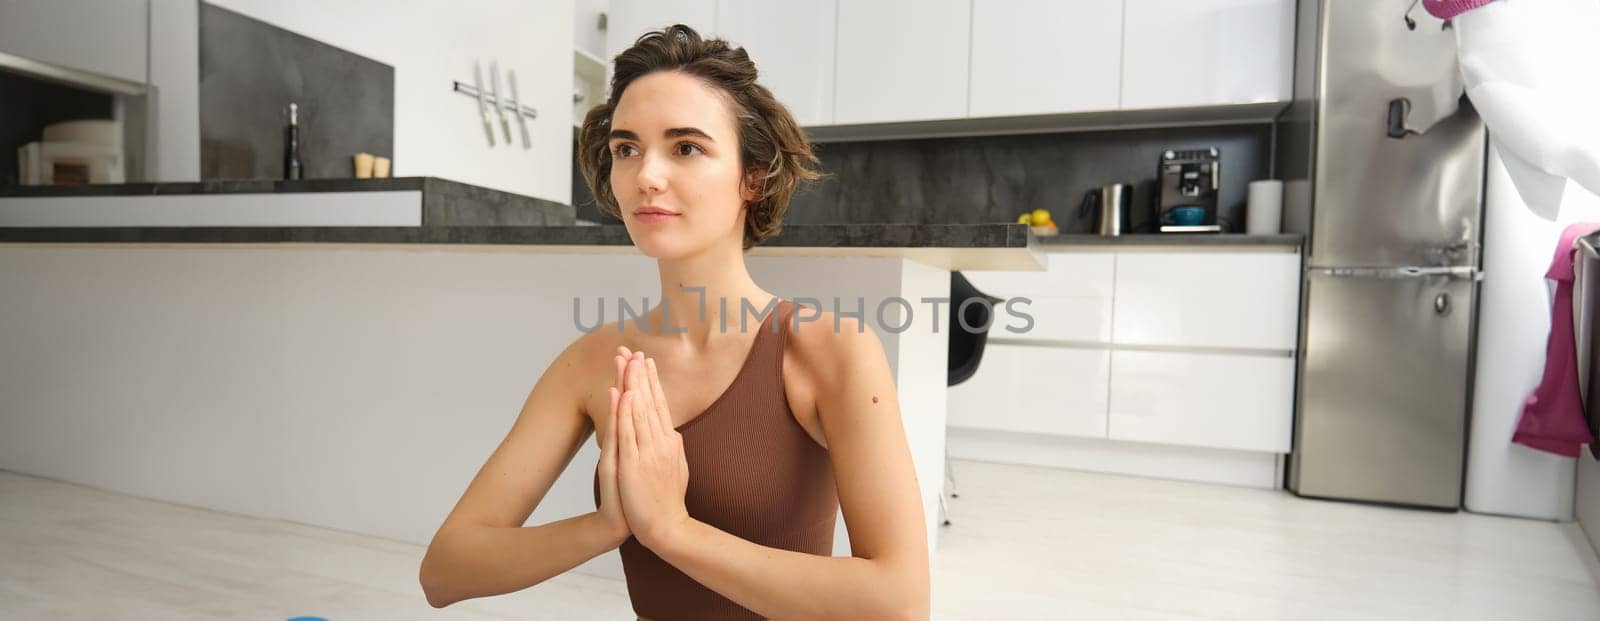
left=418, top=25, right=930, bottom=620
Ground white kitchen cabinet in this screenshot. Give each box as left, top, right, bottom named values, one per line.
left=834, top=0, right=971, bottom=125
left=0, top=0, right=150, bottom=85
left=969, top=0, right=1123, bottom=117
left=992, top=296, right=1114, bottom=342
left=964, top=251, right=1113, bottom=300
left=1112, top=250, right=1301, bottom=351
left=716, top=2, right=837, bottom=127
left=948, top=343, right=1110, bottom=439
left=1107, top=349, right=1294, bottom=453
left=604, top=0, right=716, bottom=64
left=964, top=251, right=1114, bottom=343
left=952, top=245, right=1301, bottom=460
left=1120, top=0, right=1295, bottom=109
left=604, top=1, right=835, bottom=126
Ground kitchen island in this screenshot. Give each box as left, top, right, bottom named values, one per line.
left=0, top=180, right=1041, bottom=582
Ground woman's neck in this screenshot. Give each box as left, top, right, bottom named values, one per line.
left=650, top=242, right=774, bottom=346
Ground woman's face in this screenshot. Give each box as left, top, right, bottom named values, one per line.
left=607, top=70, right=751, bottom=259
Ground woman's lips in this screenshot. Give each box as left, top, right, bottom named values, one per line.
left=633, top=208, right=680, bottom=224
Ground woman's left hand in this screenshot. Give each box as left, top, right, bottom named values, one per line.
left=616, top=351, right=692, bottom=551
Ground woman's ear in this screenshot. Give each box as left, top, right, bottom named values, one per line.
left=740, top=169, right=764, bottom=203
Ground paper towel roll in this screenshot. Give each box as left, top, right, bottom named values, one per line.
left=1247, top=179, right=1284, bottom=235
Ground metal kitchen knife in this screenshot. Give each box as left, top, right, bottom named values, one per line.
left=474, top=61, right=494, bottom=146
left=508, top=70, right=531, bottom=149
left=490, top=60, right=512, bottom=143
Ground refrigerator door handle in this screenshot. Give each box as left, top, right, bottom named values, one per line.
left=1309, top=266, right=1483, bottom=280
left=1426, top=236, right=1477, bottom=265
left=1580, top=233, right=1600, bottom=261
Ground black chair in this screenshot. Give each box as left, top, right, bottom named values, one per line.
left=949, top=271, right=1003, bottom=386
left=942, top=271, right=1003, bottom=526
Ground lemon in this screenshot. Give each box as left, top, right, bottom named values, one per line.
left=1016, top=213, right=1033, bottom=225
left=1031, top=208, right=1051, bottom=223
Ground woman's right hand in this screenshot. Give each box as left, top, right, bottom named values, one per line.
left=594, top=346, right=633, bottom=546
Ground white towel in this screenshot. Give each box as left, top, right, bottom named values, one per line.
left=1454, top=0, right=1600, bottom=220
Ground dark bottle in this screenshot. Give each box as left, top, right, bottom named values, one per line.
left=284, top=102, right=303, bottom=180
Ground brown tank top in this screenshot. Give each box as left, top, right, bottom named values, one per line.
left=591, top=299, right=839, bottom=621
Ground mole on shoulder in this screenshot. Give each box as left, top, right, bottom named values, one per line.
left=872, top=396, right=879, bottom=404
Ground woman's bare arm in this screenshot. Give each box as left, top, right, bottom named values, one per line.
left=639, top=317, right=930, bottom=620
left=418, top=335, right=625, bottom=608
left=420, top=513, right=620, bottom=608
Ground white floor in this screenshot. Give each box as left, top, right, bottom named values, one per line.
left=3, top=460, right=1599, bottom=621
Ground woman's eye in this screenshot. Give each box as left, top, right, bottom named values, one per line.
left=610, top=143, right=701, bottom=158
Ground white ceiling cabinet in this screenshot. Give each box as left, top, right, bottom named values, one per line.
left=1120, top=0, right=1296, bottom=110
left=601, top=0, right=836, bottom=126
left=716, top=1, right=837, bottom=127
left=602, top=0, right=716, bottom=86
left=833, top=0, right=972, bottom=125
left=969, top=0, right=1123, bottom=118
left=0, top=0, right=150, bottom=85
left=601, top=0, right=1295, bottom=131
left=603, top=0, right=716, bottom=56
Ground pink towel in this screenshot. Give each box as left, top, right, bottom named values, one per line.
left=1423, top=0, right=1496, bottom=20
left=1514, top=222, right=1600, bottom=458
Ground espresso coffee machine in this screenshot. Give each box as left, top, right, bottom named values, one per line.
left=1156, top=148, right=1222, bottom=233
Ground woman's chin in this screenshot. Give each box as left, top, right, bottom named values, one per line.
left=626, top=225, right=737, bottom=260
left=629, top=234, right=691, bottom=260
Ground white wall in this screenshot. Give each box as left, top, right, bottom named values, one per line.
left=1466, top=139, right=1600, bottom=520
left=206, top=0, right=575, bottom=203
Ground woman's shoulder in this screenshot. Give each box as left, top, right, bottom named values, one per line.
left=783, top=306, right=888, bottom=385
left=780, top=307, right=894, bottom=441
left=572, top=318, right=630, bottom=348
left=562, top=319, right=639, bottom=370
left=547, top=321, right=638, bottom=420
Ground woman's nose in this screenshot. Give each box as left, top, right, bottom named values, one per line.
left=635, top=153, right=667, bottom=195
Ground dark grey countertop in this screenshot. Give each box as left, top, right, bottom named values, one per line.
left=0, top=222, right=1032, bottom=249
left=0, top=178, right=1297, bottom=254
left=0, top=177, right=575, bottom=226
left=0, top=222, right=1046, bottom=270
left=0, top=178, right=437, bottom=197
left=1036, top=233, right=1303, bottom=247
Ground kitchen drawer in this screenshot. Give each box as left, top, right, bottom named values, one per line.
left=964, top=252, right=1114, bottom=299
left=965, top=252, right=1114, bottom=343
left=1107, top=350, right=1294, bottom=453
left=1112, top=251, right=1300, bottom=350
left=948, top=343, right=1109, bottom=439
left=987, top=296, right=1111, bottom=343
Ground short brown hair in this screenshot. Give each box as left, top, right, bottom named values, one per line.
left=576, top=24, right=822, bottom=250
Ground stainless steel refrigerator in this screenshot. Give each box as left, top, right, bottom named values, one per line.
left=1280, top=0, right=1486, bottom=510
